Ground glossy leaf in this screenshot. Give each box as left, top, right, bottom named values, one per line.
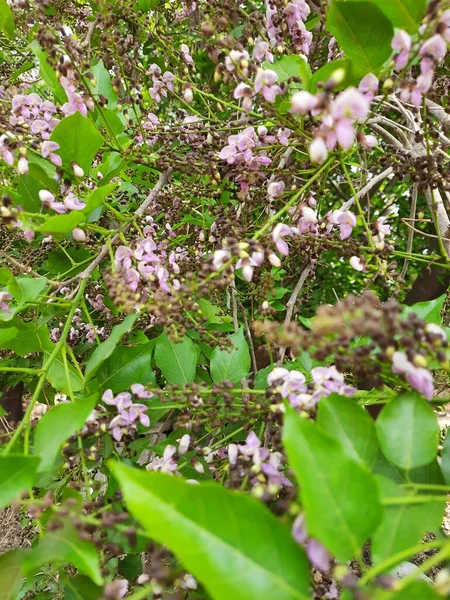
left=155, top=333, right=198, bottom=385
left=23, top=524, right=102, bottom=585
left=402, top=294, right=445, bottom=325
left=97, top=342, right=155, bottom=393
left=110, top=463, right=311, bottom=600
left=283, top=407, right=382, bottom=560
left=0, top=550, right=23, bottom=600
left=210, top=328, right=250, bottom=384
left=50, top=112, right=105, bottom=173
left=34, top=397, right=97, bottom=472
left=0, top=0, right=15, bottom=39
left=317, top=394, right=379, bottom=468
left=0, top=455, right=40, bottom=508
left=327, top=1, right=394, bottom=74
left=85, top=313, right=139, bottom=380
left=376, top=393, right=439, bottom=470
left=372, top=475, right=445, bottom=565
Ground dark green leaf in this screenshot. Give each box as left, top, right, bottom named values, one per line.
left=327, top=1, right=394, bottom=74
left=97, top=342, right=155, bottom=393
left=85, top=314, right=139, bottom=380
left=376, top=393, right=439, bottom=470
left=283, top=407, right=382, bottom=560
left=110, top=463, right=311, bottom=600
left=63, top=575, right=102, bottom=600
left=34, top=397, right=97, bottom=472
left=317, top=394, right=379, bottom=468
left=0, top=327, right=18, bottom=347
left=372, top=475, right=445, bottom=565
left=155, top=333, right=198, bottom=385
left=0, top=0, right=15, bottom=40
left=0, top=550, right=23, bottom=600
left=50, top=112, right=105, bottom=173
left=210, top=328, right=250, bottom=384
left=0, top=455, right=40, bottom=509
left=23, top=524, right=102, bottom=585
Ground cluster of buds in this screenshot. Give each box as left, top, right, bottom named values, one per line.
left=211, top=239, right=281, bottom=282
left=148, top=64, right=175, bottom=103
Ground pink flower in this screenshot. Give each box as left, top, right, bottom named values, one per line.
left=253, top=40, right=273, bottom=63
left=375, top=216, right=391, bottom=236
left=180, top=43, right=194, bottom=64
left=332, top=88, right=370, bottom=121
left=234, top=83, right=253, bottom=112
left=64, top=193, right=86, bottom=211
left=332, top=210, right=356, bottom=239
left=291, top=90, right=317, bottom=114
left=254, top=69, right=282, bottom=103
left=272, top=223, right=292, bottom=255
left=349, top=256, right=364, bottom=271
left=420, top=34, right=447, bottom=61
left=358, top=73, right=378, bottom=101
left=335, top=118, right=356, bottom=150
left=267, top=180, right=285, bottom=198
left=392, top=30, right=411, bottom=52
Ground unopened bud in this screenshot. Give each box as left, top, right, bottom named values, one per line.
left=183, top=87, right=193, bottom=103
left=72, top=228, right=86, bottom=242
left=17, top=156, right=29, bottom=174
left=72, top=163, right=84, bottom=178
left=39, top=190, right=55, bottom=204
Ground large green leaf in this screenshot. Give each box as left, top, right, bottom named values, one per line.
left=23, top=524, right=102, bottom=585
left=0, top=327, right=18, bottom=347
left=50, top=112, right=105, bottom=173
left=0, top=550, right=23, bottom=600
left=283, top=408, right=382, bottom=560
left=85, top=314, right=139, bottom=380
left=45, top=352, right=84, bottom=395
left=349, top=0, right=426, bottom=32
left=155, top=333, right=198, bottom=385
left=376, top=393, right=439, bottom=470
left=97, top=342, right=155, bottom=393
left=0, top=455, right=40, bottom=509
left=309, top=59, right=352, bottom=93
left=317, top=394, right=379, bottom=468
left=327, top=1, right=394, bottom=74
left=372, top=475, right=445, bottom=565
left=0, top=0, right=14, bottom=40
left=34, top=397, right=97, bottom=472
left=90, top=60, right=118, bottom=109
left=210, top=328, right=250, bottom=384
left=110, top=463, right=311, bottom=600
left=267, top=55, right=311, bottom=86
left=0, top=320, right=53, bottom=356
left=402, top=295, right=445, bottom=325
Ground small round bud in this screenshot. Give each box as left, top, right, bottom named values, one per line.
left=72, top=228, right=86, bottom=242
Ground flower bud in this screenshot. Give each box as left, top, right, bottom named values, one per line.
left=183, top=87, right=194, bottom=103
left=39, top=190, right=55, bottom=204
left=72, top=228, right=86, bottom=242
left=17, top=156, right=29, bottom=174
left=72, top=163, right=84, bottom=178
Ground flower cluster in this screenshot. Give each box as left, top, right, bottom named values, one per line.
left=234, top=69, right=283, bottom=112
left=266, top=0, right=312, bottom=56
left=267, top=365, right=357, bottom=410
left=291, top=84, right=376, bottom=162
left=102, top=385, right=152, bottom=441
left=50, top=308, right=106, bottom=345
left=393, top=17, right=449, bottom=106
left=146, top=434, right=191, bottom=474
left=60, top=69, right=94, bottom=117
left=228, top=431, right=292, bottom=496
left=211, top=240, right=280, bottom=282
left=114, top=217, right=187, bottom=296
left=148, top=64, right=175, bottom=103
left=38, top=189, right=86, bottom=214
left=292, top=514, right=334, bottom=575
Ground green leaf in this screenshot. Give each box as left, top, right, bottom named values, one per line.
left=283, top=408, right=382, bottom=560
left=317, top=394, right=379, bottom=468
left=30, top=41, right=65, bottom=104
left=63, top=575, right=102, bottom=600
left=267, top=55, right=311, bottom=86
left=0, top=550, right=23, bottom=600
left=155, top=333, right=198, bottom=385
left=0, top=455, right=40, bottom=509
left=349, top=0, right=426, bottom=32
left=85, top=314, right=139, bottom=380
left=376, top=393, right=439, bottom=470
left=97, top=342, right=155, bottom=393
left=0, top=327, right=18, bottom=347
left=309, top=59, right=352, bottom=93
left=23, top=524, right=102, bottom=585
left=0, top=320, right=53, bottom=356
left=402, top=295, right=445, bottom=325
left=0, top=0, right=15, bottom=40
left=45, top=352, right=84, bottom=395
left=90, top=60, right=118, bottom=109
left=441, top=428, right=450, bottom=485
left=7, top=277, right=47, bottom=306
left=110, top=463, right=311, bottom=600
left=210, top=328, right=250, bottom=384
left=372, top=581, right=442, bottom=599
left=371, top=475, right=445, bottom=565
left=327, top=1, right=394, bottom=74
left=50, top=112, right=105, bottom=173
left=34, top=397, right=97, bottom=472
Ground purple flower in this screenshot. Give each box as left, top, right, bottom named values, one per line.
left=254, top=69, right=282, bottom=103
left=272, top=223, right=292, bottom=256
left=392, top=351, right=434, bottom=400
left=292, top=514, right=332, bottom=571
left=131, top=383, right=154, bottom=399
left=332, top=88, right=370, bottom=121
left=253, top=40, right=273, bottom=63
left=268, top=180, right=285, bottom=198
left=331, top=210, right=357, bottom=239
left=420, top=34, right=447, bottom=61
left=0, top=292, right=13, bottom=313
left=359, top=73, right=379, bottom=101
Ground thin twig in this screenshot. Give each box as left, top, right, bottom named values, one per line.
left=238, top=299, right=257, bottom=377
left=0, top=250, right=60, bottom=286
left=278, top=260, right=312, bottom=365
left=340, top=167, right=393, bottom=212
